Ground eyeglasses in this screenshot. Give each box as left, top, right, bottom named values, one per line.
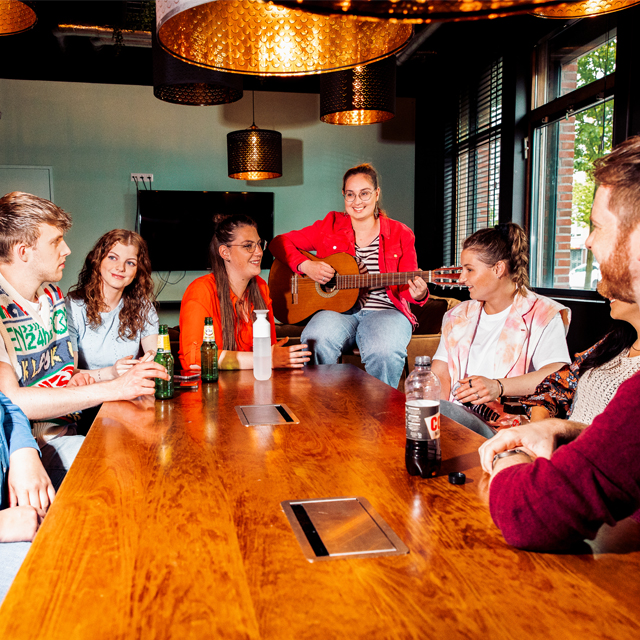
left=225, top=239, right=267, bottom=253
left=343, top=189, right=375, bottom=203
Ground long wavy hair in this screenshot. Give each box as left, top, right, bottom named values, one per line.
left=579, top=320, right=637, bottom=375
left=463, top=222, right=530, bottom=293
left=67, top=229, right=155, bottom=340
left=209, top=214, right=267, bottom=350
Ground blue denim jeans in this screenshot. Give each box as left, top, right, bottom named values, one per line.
left=40, top=433, right=85, bottom=492
left=301, top=308, right=412, bottom=388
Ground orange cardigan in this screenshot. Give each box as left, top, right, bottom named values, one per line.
left=179, top=273, right=277, bottom=370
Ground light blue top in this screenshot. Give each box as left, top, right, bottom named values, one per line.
left=65, top=297, right=159, bottom=371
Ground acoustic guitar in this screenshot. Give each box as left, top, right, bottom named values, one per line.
left=268, top=250, right=463, bottom=324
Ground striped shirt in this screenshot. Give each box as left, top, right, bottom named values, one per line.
left=355, top=236, right=396, bottom=310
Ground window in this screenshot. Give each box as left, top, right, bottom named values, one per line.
left=530, top=20, right=616, bottom=291
left=443, top=57, right=503, bottom=266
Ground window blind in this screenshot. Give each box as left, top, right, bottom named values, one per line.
left=443, top=57, right=503, bottom=265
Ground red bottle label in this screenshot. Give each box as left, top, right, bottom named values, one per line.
left=406, top=400, right=440, bottom=441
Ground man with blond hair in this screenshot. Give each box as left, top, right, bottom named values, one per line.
left=0, top=192, right=167, bottom=547
left=479, top=137, right=640, bottom=551
left=0, top=192, right=168, bottom=600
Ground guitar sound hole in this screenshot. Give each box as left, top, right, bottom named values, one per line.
left=320, top=275, right=337, bottom=292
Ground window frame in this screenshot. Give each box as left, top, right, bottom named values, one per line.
left=527, top=21, right=617, bottom=300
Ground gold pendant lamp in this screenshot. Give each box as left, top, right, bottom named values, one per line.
left=320, top=57, right=396, bottom=125
left=270, top=1, right=572, bottom=23
left=532, top=0, right=640, bottom=18
left=155, top=0, right=412, bottom=76
left=227, top=93, right=282, bottom=180
left=0, top=0, right=36, bottom=36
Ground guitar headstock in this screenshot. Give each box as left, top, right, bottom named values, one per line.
left=431, top=266, right=465, bottom=289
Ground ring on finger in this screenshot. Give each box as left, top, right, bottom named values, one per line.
left=475, top=392, right=480, bottom=400
left=469, top=379, right=473, bottom=388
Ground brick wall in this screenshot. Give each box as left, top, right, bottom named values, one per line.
left=553, top=62, right=578, bottom=287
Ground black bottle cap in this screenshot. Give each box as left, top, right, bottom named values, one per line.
left=448, top=471, right=466, bottom=485
left=502, top=400, right=526, bottom=415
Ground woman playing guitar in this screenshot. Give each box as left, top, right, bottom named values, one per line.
left=269, top=163, right=428, bottom=389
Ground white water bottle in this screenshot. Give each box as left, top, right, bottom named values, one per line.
left=253, top=309, right=272, bottom=381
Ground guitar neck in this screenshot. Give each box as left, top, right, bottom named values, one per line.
left=337, top=270, right=436, bottom=290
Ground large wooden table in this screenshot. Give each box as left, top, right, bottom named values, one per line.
left=1, top=364, right=639, bottom=639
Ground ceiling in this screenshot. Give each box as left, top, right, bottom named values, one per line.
left=0, top=1, right=560, bottom=97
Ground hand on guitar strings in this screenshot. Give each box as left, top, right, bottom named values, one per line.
left=273, top=337, right=312, bottom=369
left=299, top=259, right=336, bottom=284
left=408, top=275, right=428, bottom=301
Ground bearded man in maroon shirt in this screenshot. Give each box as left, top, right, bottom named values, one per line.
left=478, top=136, right=640, bottom=551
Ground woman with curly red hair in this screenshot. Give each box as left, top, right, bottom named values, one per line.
left=66, top=229, right=158, bottom=381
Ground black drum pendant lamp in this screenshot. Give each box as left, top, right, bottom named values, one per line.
left=0, top=0, right=36, bottom=36
left=227, top=93, right=282, bottom=180
left=156, top=0, right=412, bottom=76
left=533, top=0, right=640, bottom=17
left=153, top=33, right=243, bottom=106
left=272, top=0, right=571, bottom=23
left=320, top=57, right=396, bottom=126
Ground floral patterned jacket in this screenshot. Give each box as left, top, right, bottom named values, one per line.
left=521, top=341, right=601, bottom=419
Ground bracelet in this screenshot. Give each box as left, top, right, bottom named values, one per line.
left=495, top=379, right=504, bottom=399
left=492, top=448, right=531, bottom=470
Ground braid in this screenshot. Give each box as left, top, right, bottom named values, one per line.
left=507, top=223, right=530, bottom=291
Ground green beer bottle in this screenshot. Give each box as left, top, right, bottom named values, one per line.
left=200, top=317, right=219, bottom=383
left=154, top=324, right=174, bottom=399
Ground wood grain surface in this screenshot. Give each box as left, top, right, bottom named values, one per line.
left=1, top=364, right=639, bottom=639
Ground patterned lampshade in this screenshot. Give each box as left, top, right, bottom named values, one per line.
left=152, top=33, right=243, bottom=106
left=155, top=0, right=412, bottom=76
left=320, top=57, right=396, bottom=126
left=227, top=126, right=282, bottom=180
left=0, top=0, right=36, bottom=36
left=270, top=0, right=571, bottom=23
left=532, top=0, right=640, bottom=17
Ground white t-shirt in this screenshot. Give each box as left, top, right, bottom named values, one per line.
left=433, top=305, right=571, bottom=380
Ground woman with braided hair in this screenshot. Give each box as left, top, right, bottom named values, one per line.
left=432, top=223, right=572, bottom=418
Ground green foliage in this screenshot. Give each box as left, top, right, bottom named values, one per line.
left=572, top=180, right=596, bottom=227
left=570, top=39, right=615, bottom=227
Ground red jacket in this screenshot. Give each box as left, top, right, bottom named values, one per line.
left=269, top=211, right=427, bottom=328
left=490, top=371, right=640, bottom=551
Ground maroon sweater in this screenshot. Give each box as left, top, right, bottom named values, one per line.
left=490, top=371, right=640, bottom=551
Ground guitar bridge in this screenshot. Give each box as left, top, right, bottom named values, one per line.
left=291, top=274, right=298, bottom=305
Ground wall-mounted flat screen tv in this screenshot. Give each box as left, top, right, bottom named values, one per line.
left=137, top=190, right=274, bottom=272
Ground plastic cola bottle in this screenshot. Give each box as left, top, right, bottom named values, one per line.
left=405, top=356, right=441, bottom=478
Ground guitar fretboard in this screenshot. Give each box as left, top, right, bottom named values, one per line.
left=336, top=271, right=439, bottom=290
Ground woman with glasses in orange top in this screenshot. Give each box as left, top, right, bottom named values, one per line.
left=179, top=213, right=311, bottom=371
left=270, top=163, right=428, bottom=389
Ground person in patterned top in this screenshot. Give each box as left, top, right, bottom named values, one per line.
left=522, top=299, right=640, bottom=424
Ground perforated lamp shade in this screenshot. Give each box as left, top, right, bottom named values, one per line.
left=155, top=0, right=412, bottom=76
left=532, top=0, right=640, bottom=17
left=271, top=0, right=571, bottom=23
left=227, top=126, right=282, bottom=180
left=0, top=0, right=36, bottom=36
left=321, top=57, right=396, bottom=126
left=152, top=33, right=242, bottom=106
